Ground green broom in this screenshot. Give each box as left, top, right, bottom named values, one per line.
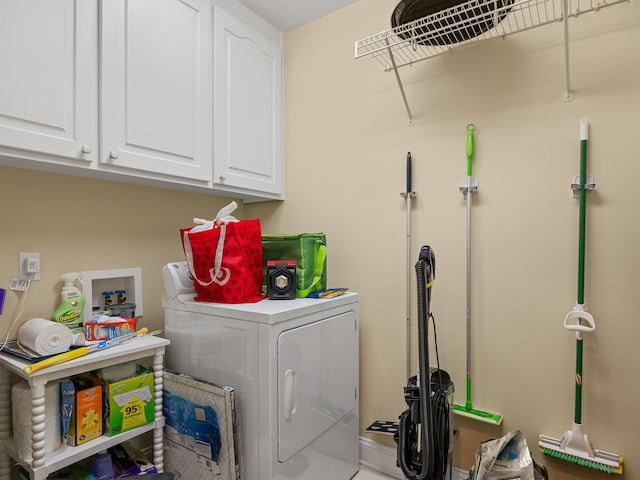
left=453, top=124, right=502, bottom=426
left=538, top=119, right=623, bottom=474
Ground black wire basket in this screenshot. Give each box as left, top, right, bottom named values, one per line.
left=391, top=0, right=515, bottom=46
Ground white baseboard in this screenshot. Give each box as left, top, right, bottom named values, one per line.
left=359, top=436, right=404, bottom=479
left=359, top=436, right=468, bottom=480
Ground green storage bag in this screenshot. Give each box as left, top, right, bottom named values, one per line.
left=262, top=233, right=327, bottom=298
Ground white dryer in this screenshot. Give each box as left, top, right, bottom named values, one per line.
left=162, top=262, right=360, bottom=480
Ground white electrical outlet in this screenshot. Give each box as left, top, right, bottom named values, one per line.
left=10, top=278, right=30, bottom=291
left=19, top=252, right=40, bottom=281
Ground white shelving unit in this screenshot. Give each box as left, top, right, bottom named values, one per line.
left=355, top=0, right=628, bottom=123
left=0, top=335, right=170, bottom=480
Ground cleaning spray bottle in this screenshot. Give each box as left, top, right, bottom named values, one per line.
left=52, top=272, right=85, bottom=334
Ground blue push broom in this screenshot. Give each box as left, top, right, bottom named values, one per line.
left=538, top=119, right=623, bottom=474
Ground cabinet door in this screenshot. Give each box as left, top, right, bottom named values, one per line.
left=0, top=0, right=97, bottom=163
left=100, top=0, right=211, bottom=182
left=277, top=311, right=358, bottom=462
left=213, top=6, right=283, bottom=195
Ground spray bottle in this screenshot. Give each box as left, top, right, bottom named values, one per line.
left=52, top=272, right=85, bottom=334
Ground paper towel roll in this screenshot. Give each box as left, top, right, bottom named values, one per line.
left=17, top=317, right=73, bottom=355
left=12, top=380, right=61, bottom=461
left=100, top=361, right=138, bottom=383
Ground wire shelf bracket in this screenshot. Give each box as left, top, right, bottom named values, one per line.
left=355, top=0, right=629, bottom=123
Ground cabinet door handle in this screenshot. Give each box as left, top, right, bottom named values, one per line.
left=283, top=368, right=296, bottom=421
left=219, top=174, right=226, bottom=181
left=81, top=144, right=92, bottom=154
left=109, top=150, right=120, bottom=160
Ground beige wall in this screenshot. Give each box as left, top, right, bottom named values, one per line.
left=251, top=0, right=639, bottom=478
left=0, top=166, right=242, bottom=337
left=1, top=0, right=639, bottom=478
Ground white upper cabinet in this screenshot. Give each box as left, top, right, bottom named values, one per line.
left=0, top=0, right=283, bottom=200
left=0, top=0, right=98, bottom=164
left=213, top=5, right=283, bottom=196
left=100, top=0, right=212, bottom=182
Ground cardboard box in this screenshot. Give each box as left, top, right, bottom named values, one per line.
left=68, top=375, right=103, bottom=446
left=83, top=316, right=136, bottom=341
left=100, top=364, right=154, bottom=436
left=60, top=379, right=75, bottom=445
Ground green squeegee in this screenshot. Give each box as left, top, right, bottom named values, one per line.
left=452, top=124, right=502, bottom=426
left=538, top=119, right=623, bottom=474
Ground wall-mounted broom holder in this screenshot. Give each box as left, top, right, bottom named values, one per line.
left=460, top=178, right=479, bottom=199
left=571, top=175, right=595, bottom=199
left=400, top=189, right=418, bottom=200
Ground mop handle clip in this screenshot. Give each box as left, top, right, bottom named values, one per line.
left=563, top=306, right=595, bottom=333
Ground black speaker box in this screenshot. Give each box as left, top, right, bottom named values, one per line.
left=266, top=260, right=296, bottom=300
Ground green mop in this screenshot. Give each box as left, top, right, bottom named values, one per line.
left=538, top=119, right=623, bottom=474
left=452, top=124, right=502, bottom=426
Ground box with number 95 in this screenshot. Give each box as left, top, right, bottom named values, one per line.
left=98, top=363, right=155, bottom=436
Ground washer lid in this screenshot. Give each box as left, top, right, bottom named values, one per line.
left=168, top=292, right=359, bottom=325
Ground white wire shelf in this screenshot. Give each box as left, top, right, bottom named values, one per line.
left=356, top=0, right=626, bottom=69
left=355, top=0, right=628, bottom=123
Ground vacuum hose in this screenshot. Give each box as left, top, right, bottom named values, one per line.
left=396, top=247, right=436, bottom=480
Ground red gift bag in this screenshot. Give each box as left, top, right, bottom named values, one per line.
left=181, top=202, right=265, bottom=303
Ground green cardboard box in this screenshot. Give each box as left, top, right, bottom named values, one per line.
left=99, top=364, right=154, bottom=436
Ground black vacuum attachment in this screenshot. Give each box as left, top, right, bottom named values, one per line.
left=395, top=246, right=453, bottom=480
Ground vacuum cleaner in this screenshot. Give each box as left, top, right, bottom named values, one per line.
left=395, top=246, right=454, bottom=480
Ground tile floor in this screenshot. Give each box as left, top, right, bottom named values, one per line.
left=353, top=466, right=397, bottom=479
left=354, top=465, right=465, bottom=480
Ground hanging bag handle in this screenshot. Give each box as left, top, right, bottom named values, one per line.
left=296, top=238, right=327, bottom=297
left=183, top=201, right=238, bottom=287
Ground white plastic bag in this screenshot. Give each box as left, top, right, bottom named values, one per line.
left=468, top=430, right=546, bottom=480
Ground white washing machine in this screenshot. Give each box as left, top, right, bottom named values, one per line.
left=162, top=262, right=360, bottom=480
